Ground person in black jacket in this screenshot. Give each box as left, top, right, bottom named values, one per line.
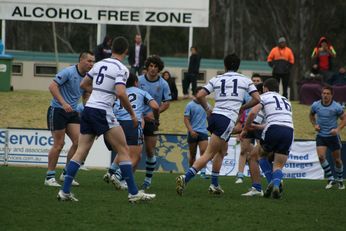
left=183, top=46, right=201, bottom=99
left=93, top=36, right=112, bottom=62
left=162, top=70, right=178, bottom=101
left=128, top=34, right=147, bottom=75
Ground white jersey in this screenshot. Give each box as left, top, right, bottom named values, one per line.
left=254, top=109, right=266, bottom=124
left=260, top=91, right=293, bottom=129
left=86, top=58, right=129, bottom=110
left=204, top=71, right=257, bottom=121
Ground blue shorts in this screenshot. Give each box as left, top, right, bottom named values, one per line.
left=207, top=114, right=235, bottom=142
left=261, top=124, right=294, bottom=155
left=316, top=135, right=342, bottom=152
left=143, top=121, right=157, bottom=136
left=119, top=120, right=143, bottom=145
left=47, top=106, right=80, bottom=131
left=187, top=131, right=208, bottom=143
left=80, top=106, right=119, bottom=136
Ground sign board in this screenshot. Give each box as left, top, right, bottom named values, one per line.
left=0, top=0, right=209, bottom=27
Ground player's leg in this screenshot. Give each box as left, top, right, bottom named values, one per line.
left=270, top=153, right=288, bottom=199
left=46, top=129, right=65, bottom=186
left=142, top=126, right=158, bottom=189
left=129, top=144, right=142, bottom=171
left=317, top=144, right=335, bottom=188
left=188, top=142, right=198, bottom=167
left=208, top=142, right=227, bottom=194
left=330, top=136, right=344, bottom=189
left=198, top=139, right=209, bottom=178
left=236, top=138, right=252, bottom=184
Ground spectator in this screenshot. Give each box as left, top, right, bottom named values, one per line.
left=267, top=37, right=295, bottom=98
left=162, top=70, right=178, bottom=101
left=128, top=34, right=147, bottom=75
left=329, top=66, right=346, bottom=85
left=183, top=46, right=201, bottom=99
left=311, top=37, right=336, bottom=82
left=93, top=35, right=112, bottom=62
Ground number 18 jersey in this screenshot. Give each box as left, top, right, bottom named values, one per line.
left=203, top=71, right=257, bottom=121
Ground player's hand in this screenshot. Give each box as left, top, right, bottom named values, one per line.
left=330, top=128, right=339, bottom=136
left=314, top=124, right=320, bottom=132
left=190, top=130, right=198, bottom=138
left=153, top=119, right=160, bottom=131
left=62, top=103, right=73, bottom=112
left=131, top=116, right=138, bottom=128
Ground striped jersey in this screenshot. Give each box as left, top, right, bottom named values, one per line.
left=86, top=58, right=129, bottom=110
left=138, top=75, right=171, bottom=114
left=203, top=71, right=257, bottom=121
left=50, top=65, right=84, bottom=110
left=114, top=87, right=154, bottom=121
left=260, top=91, right=293, bottom=129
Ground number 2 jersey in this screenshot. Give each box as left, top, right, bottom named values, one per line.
left=260, top=91, right=293, bottom=129
left=86, top=58, right=129, bottom=110
left=203, top=71, right=257, bottom=122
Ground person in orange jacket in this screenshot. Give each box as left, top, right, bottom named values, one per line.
left=267, top=37, right=294, bottom=98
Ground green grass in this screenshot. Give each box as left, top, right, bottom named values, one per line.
left=0, top=166, right=346, bottom=231
left=1, top=90, right=345, bottom=140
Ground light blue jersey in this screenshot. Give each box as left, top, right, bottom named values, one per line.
left=50, top=65, right=84, bottom=110
left=114, top=87, right=154, bottom=120
left=184, top=100, right=208, bottom=134
left=138, top=75, right=171, bottom=114
left=311, top=100, right=344, bottom=137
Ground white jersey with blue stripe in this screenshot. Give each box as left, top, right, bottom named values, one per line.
left=203, top=71, right=257, bottom=121
left=260, top=91, right=293, bottom=129
left=86, top=58, right=129, bottom=110
left=114, top=87, right=154, bottom=121
left=50, top=65, right=84, bottom=110
left=138, top=75, right=171, bottom=114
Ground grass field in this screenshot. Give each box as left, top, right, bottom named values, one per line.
left=1, top=167, right=346, bottom=231
left=1, top=90, right=346, bottom=140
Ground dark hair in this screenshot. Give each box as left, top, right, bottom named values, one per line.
left=224, top=53, right=240, bottom=71
left=145, top=55, right=164, bottom=71
left=255, top=83, right=264, bottom=94
left=126, top=73, right=138, bottom=88
left=112, top=36, right=129, bottom=54
left=263, top=78, right=279, bottom=92
left=195, top=86, right=204, bottom=96
left=322, top=84, right=333, bottom=95
left=191, top=46, right=198, bottom=52
left=251, top=73, right=261, bottom=78
left=79, top=50, right=94, bottom=61
left=162, top=71, right=171, bottom=78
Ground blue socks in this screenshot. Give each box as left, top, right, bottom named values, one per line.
left=272, top=169, right=283, bottom=188
left=259, top=158, right=273, bottom=183
left=335, top=165, right=344, bottom=181
left=62, top=160, right=80, bottom=193
left=119, top=161, right=138, bottom=195
left=46, top=170, right=56, bottom=180
left=144, top=156, right=157, bottom=184
left=185, top=167, right=197, bottom=183
left=211, top=171, right=219, bottom=187
left=252, top=183, right=262, bottom=192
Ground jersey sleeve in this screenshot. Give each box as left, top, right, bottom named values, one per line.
left=53, top=68, right=70, bottom=85
left=143, top=90, right=154, bottom=105
left=310, top=101, right=318, bottom=114
left=184, top=103, right=191, bottom=117
left=162, top=80, right=172, bottom=102
left=336, top=103, right=344, bottom=117
left=203, top=78, right=215, bottom=94
left=115, top=69, right=129, bottom=85
left=86, top=67, right=96, bottom=79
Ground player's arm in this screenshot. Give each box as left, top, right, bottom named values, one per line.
left=48, top=81, right=73, bottom=112
left=240, top=104, right=261, bottom=139
left=159, top=101, right=170, bottom=113
left=148, top=99, right=160, bottom=122
left=196, top=88, right=212, bottom=116
left=116, top=84, right=138, bottom=128
left=309, top=110, right=320, bottom=132
left=331, top=112, right=346, bottom=135
left=240, top=91, right=260, bottom=114
left=80, top=75, right=93, bottom=105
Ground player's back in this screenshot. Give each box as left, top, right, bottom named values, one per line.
left=115, top=87, right=153, bottom=120
left=261, top=91, right=293, bottom=129
left=86, top=58, right=129, bottom=110
left=205, top=71, right=256, bottom=120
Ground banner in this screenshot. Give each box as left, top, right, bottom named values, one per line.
left=0, top=0, right=209, bottom=27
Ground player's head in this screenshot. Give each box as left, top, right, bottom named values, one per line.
left=194, top=86, right=204, bottom=96
left=321, top=85, right=333, bottom=104
left=263, top=78, right=279, bottom=93
left=78, top=50, right=94, bottom=73
left=112, top=36, right=129, bottom=55
left=224, top=53, right=240, bottom=72
left=251, top=73, right=262, bottom=85
left=145, top=55, right=164, bottom=72
left=126, top=73, right=138, bottom=88
left=256, top=83, right=264, bottom=94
